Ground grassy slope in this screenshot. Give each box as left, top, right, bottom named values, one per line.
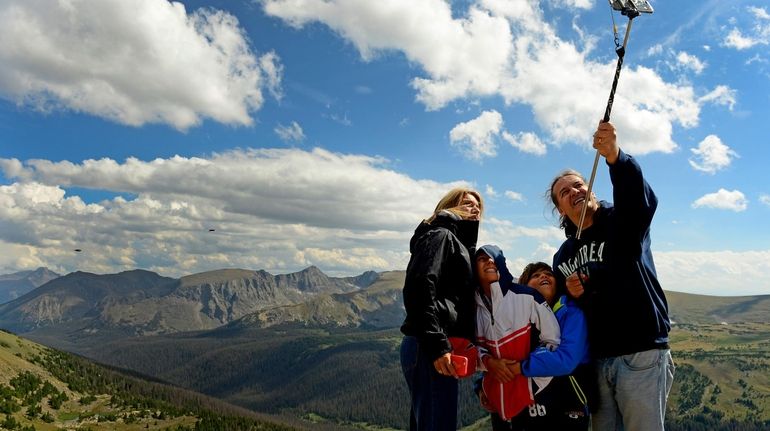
left=667, top=322, right=770, bottom=424
left=1, top=329, right=200, bottom=430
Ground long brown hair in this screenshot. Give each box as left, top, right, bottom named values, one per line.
left=426, top=187, right=483, bottom=223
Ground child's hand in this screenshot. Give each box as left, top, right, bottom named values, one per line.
left=485, top=357, right=518, bottom=383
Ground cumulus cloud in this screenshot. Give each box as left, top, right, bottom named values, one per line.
left=697, top=85, right=736, bottom=111
left=449, top=110, right=503, bottom=161
left=0, top=150, right=472, bottom=276
left=485, top=185, right=499, bottom=199
left=0, top=0, right=281, bottom=130
left=274, top=121, right=306, bottom=143
left=752, top=6, right=770, bottom=20
left=692, top=189, right=748, bottom=212
left=723, top=6, right=770, bottom=50
left=725, top=29, right=759, bottom=50
left=676, top=51, right=706, bottom=74
left=261, top=0, right=730, bottom=155
left=502, top=131, right=547, bottom=156
left=263, top=0, right=515, bottom=110
left=760, top=194, right=770, bottom=206
left=656, top=250, right=770, bottom=296
left=689, top=135, right=738, bottom=174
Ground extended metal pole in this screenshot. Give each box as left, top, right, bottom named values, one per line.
left=576, top=14, right=636, bottom=240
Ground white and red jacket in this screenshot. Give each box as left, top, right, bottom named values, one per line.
left=474, top=245, right=561, bottom=421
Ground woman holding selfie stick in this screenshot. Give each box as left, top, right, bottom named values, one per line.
left=400, top=187, right=483, bottom=431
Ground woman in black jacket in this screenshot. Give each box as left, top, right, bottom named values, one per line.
left=400, top=187, right=483, bottom=431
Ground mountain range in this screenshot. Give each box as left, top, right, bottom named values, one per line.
left=2, top=266, right=770, bottom=343
left=0, top=265, right=391, bottom=350
left=0, top=267, right=59, bottom=304
left=2, top=266, right=770, bottom=430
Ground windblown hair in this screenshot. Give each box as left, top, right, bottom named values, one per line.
left=518, top=262, right=553, bottom=285
left=426, top=187, right=483, bottom=223
left=546, top=169, right=589, bottom=231
left=518, top=261, right=562, bottom=297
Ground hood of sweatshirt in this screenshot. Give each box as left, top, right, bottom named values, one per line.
left=475, top=244, right=515, bottom=294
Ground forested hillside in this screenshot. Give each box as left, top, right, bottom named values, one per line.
left=0, top=329, right=309, bottom=430
left=4, top=267, right=770, bottom=430
left=77, top=321, right=770, bottom=431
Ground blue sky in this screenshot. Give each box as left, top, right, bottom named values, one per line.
left=0, top=0, right=769, bottom=296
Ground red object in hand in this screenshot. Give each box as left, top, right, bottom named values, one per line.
left=450, top=354, right=468, bottom=376
left=448, top=337, right=477, bottom=378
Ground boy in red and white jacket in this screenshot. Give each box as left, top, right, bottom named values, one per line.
left=474, top=244, right=560, bottom=424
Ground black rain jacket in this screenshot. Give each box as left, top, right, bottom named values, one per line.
left=400, top=212, right=479, bottom=361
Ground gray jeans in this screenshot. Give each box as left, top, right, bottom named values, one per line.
left=592, top=349, right=675, bottom=431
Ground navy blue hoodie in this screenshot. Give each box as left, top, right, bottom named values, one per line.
left=552, top=150, right=670, bottom=358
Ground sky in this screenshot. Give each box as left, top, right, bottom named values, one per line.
left=0, top=0, right=769, bottom=296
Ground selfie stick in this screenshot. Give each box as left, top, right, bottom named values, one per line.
left=576, top=1, right=651, bottom=239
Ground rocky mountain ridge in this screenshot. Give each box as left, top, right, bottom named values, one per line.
left=0, top=267, right=60, bottom=304
left=0, top=265, right=381, bottom=337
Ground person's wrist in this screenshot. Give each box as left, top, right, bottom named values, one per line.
left=481, top=355, right=491, bottom=368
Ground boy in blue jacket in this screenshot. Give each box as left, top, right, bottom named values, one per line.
left=512, top=262, right=592, bottom=430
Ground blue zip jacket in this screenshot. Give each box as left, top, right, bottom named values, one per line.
left=521, top=294, right=589, bottom=377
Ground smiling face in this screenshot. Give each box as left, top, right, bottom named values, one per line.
left=552, top=174, right=598, bottom=228
left=526, top=268, right=557, bottom=305
left=475, top=252, right=499, bottom=291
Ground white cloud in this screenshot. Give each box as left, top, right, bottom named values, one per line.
left=449, top=110, right=503, bottom=161
left=477, top=217, right=563, bottom=272
left=261, top=0, right=727, bottom=156
left=688, top=135, right=738, bottom=174
left=676, top=51, right=706, bottom=74
left=724, top=29, right=759, bottom=50
left=698, top=85, right=736, bottom=111
left=0, top=150, right=474, bottom=276
left=746, top=54, right=768, bottom=66
left=259, top=51, right=285, bottom=101
left=723, top=7, right=770, bottom=50
left=692, top=189, right=748, bottom=212
left=274, top=121, right=306, bottom=143
left=549, top=0, right=592, bottom=9
left=750, top=6, right=770, bottom=20
left=760, top=194, right=770, bottom=206
left=485, top=185, right=499, bottom=199
left=647, top=44, right=663, bottom=56
left=504, top=191, right=524, bottom=202
left=263, top=0, right=515, bottom=111
left=657, top=250, right=770, bottom=296
left=502, top=131, right=546, bottom=156
left=0, top=0, right=281, bottom=130
left=481, top=217, right=562, bottom=243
